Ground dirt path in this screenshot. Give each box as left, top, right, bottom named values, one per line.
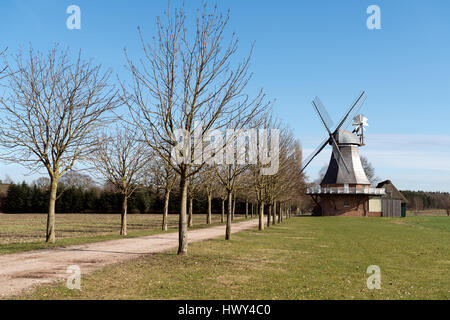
left=0, top=219, right=259, bottom=298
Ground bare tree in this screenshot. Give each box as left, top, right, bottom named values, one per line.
left=264, top=124, right=295, bottom=226
left=150, top=156, right=177, bottom=231
left=442, top=196, right=450, bottom=216
left=239, top=173, right=254, bottom=219
left=2, top=174, right=14, bottom=185
left=59, top=171, right=95, bottom=190
left=218, top=186, right=227, bottom=223
left=162, top=167, right=177, bottom=230
left=205, top=179, right=215, bottom=225
left=275, top=138, right=306, bottom=219
left=93, top=127, right=148, bottom=235
left=187, top=173, right=202, bottom=227
left=245, top=116, right=305, bottom=229
left=123, top=4, right=266, bottom=254
left=0, top=47, right=7, bottom=79
left=199, top=165, right=219, bottom=224
left=0, top=46, right=118, bottom=242
left=249, top=116, right=279, bottom=231
left=315, top=165, right=328, bottom=185
left=360, top=155, right=380, bottom=186
left=32, top=177, right=51, bottom=189
left=215, top=162, right=249, bottom=239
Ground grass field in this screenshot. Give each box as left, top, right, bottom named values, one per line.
left=0, top=213, right=245, bottom=255
left=17, top=216, right=450, bottom=300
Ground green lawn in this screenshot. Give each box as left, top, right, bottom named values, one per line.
left=18, top=216, right=450, bottom=300
left=0, top=213, right=246, bottom=255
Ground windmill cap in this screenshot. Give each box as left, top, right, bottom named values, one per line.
left=337, top=130, right=361, bottom=145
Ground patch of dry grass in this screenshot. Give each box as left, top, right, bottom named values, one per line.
left=0, top=213, right=236, bottom=244
left=407, top=209, right=448, bottom=216
left=0, top=213, right=245, bottom=254
left=17, top=216, right=450, bottom=300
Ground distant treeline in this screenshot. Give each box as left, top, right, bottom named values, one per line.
left=3, top=182, right=243, bottom=214
left=4, top=182, right=147, bottom=214
left=401, top=190, right=450, bottom=211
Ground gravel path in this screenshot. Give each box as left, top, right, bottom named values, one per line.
left=0, top=219, right=259, bottom=298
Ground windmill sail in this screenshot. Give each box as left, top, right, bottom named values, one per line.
left=312, top=96, right=334, bottom=132
left=330, top=136, right=350, bottom=174
left=335, top=91, right=366, bottom=132
left=300, top=136, right=330, bottom=174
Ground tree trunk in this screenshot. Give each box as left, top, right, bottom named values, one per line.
left=221, top=198, right=225, bottom=223
left=272, top=202, right=276, bottom=225
left=121, top=194, right=128, bottom=236
left=178, top=172, right=188, bottom=255
left=207, top=193, right=212, bottom=224
left=225, top=190, right=232, bottom=240
left=188, top=196, right=193, bottom=227
left=251, top=202, right=254, bottom=218
left=259, top=201, right=265, bottom=231
left=267, top=203, right=271, bottom=227
left=162, top=188, right=170, bottom=231
left=245, top=199, right=248, bottom=219
left=278, top=202, right=282, bottom=223
left=232, top=192, right=235, bottom=220
left=46, top=178, right=58, bottom=243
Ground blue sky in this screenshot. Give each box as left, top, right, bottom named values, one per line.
left=0, top=0, right=449, bottom=191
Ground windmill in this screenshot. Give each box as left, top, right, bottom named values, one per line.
left=302, top=91, right=385, bottom=216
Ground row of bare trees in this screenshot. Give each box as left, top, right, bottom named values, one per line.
left=0, top=4, right=306, bottom=255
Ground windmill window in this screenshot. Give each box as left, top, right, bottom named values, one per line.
left=344, top=201, right=350, bottom=207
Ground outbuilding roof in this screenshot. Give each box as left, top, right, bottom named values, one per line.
left=376, top=180, right=408, bottom=204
